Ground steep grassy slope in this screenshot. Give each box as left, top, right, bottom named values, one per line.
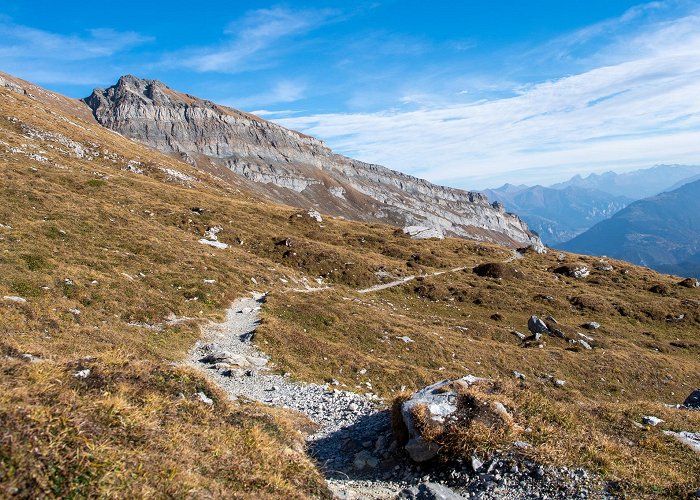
left=1, top=76, right=699, bottom=498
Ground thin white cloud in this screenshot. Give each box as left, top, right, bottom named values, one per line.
left=223, top=80, right=307, bottom=108
left=275, top=6, right=700, bottom=188
left=0, top=18, right=151, bottom=84
left=167, top=7, right=338, bottom=73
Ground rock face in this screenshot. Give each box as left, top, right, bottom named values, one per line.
left=84, top=76, right=544, bottom=250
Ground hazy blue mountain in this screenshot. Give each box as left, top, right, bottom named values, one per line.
left=483, top=184, right=632, bottom=245
left=560, top=179, right=700, bottom=278
left=663, top=172, right=700, bottom=192
left=550, top=164, right=700, bottom=199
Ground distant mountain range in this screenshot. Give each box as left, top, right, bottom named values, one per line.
left=550, top=164, right=700, bottom=199
left=561, top=179, right=700, bottom=278
left=483, top=184, right=631, bottom=245
left=483, top=165, right=700, bottom=246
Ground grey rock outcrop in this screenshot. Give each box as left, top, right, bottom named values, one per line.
left=684, top=389, right=700, bottom=409
left=84, top=76, right=544, bottom=250
left=400, top=375, right=483, bottom=462
left=528, top=316, right=549, bottom=335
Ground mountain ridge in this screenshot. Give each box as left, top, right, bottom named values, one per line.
left=83, top=75, right=545, bottom=251
left=550, top=164, right=700, bottom=199
left=482, top=184, right=632, bottom=245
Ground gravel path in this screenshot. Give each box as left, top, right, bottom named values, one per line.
left=187, top=293, right=380, bottom=437
left=188, top=293, right=608, bottom=499
left=358, top=267, right=466, bottom=294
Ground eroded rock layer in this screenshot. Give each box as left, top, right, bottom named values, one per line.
left=84, top=76, right=544, bottom=250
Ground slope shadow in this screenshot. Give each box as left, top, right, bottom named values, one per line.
left=307, top=409, right=412, bottom=482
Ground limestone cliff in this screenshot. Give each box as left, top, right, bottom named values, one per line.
left=84, top=76, right=544, bottom=250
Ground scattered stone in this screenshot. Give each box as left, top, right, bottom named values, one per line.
left=197, top=392, right=213, bottom=405
left=513, top=371, right=526, bottom=380
left=74, top=369, right=90, bottom=379
left=678, top=277, right=700, bottom=288
left=398, top=482, right=462, bottom=500
left=353, top=450, right=379, bottom=470
left=2, top=295, right=27, bottom=303
left=199, top=226, right=228, bottom=249
left=471, top=456, right=484, bottom=471
left=511, top=330, right=526, bottom=340
left=555, top=379, right=566, bottom=387
left=582, top=322, right=600, bottom=330
left=200, top=350, right=242, bottom=364
left=513, top=440, right=532, bottom=449
left=396, top=336, right=414, bottom=343
left=577, top=331, right=594, bottom=342
left=642, top=416, right=664, bottom=426
left=683, top=389, right=700, bottom=410
left=405, top=435, right=441, bottom=463
left=578, top=340, right=592, bottom=350
left=550, top=328, right=566, bottom=339
left=403, top=226, right=445, bottom=240
left=199, top=238, right=228, bottom=249
left=400, top=376, right=480, bottom=462
left=527, top=316, right=549, bottom=334
left=203, top=226, right=222, bottom=241
left=595, top=265, right=614, bottom=271
left=553, top=264, right=589, bottom=279
left=666, top=313, right=685, bottom=322
left=307, top=209, right=323, bottom=222
left=663, top=430, right=700, bottom=453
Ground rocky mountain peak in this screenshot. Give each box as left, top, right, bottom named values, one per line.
left=83, top=77, right=544, bottom=251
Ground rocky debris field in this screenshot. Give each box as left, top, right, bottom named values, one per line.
left=189, top=294, right=615, bottom=499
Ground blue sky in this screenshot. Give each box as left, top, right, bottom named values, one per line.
left=2, top=1, right=700, bottom=189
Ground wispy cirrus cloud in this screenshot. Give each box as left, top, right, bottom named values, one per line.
left=165, top=7, right=339, bottom=73
left=275, top=3, right=700, bottom=188
left=223, top=79, right=307, bottom=108
left=0, top=18, right=151, bottom=84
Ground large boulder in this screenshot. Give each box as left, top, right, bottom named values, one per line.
left=684, top=389, right=700, bottom=409
left=528, top=315, right=549, bottom=335
left=395, top=376, right=517, bottom=463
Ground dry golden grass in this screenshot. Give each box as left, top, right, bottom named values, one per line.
left=1, top=78, right=699, bottom=498
left=0, top=351, right=329, bottom=498
left=390, top=379, right=700, bottom=497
